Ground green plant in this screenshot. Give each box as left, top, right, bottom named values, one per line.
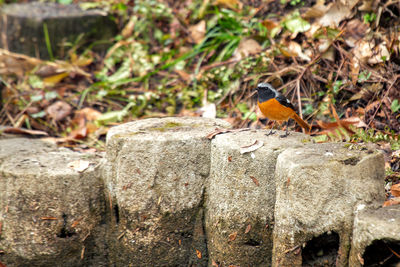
left=363, top=12, right=376, bottom=23
left=391, top=99, right=400, bottom=113
left=358, top=70, right=371, bottom=83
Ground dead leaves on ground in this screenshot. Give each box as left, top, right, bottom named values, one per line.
left=314, top=104, right=367, bottom=142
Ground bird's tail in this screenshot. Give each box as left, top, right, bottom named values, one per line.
left=291, top=113, right=311, bottom=132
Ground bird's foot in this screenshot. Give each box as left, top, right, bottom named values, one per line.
left=279, top=131, right=289, bottom=138
left=265, top=129, right=276, bottom=136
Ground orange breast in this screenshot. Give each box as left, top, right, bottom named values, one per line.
left=257, top=98, right=295, bottom=121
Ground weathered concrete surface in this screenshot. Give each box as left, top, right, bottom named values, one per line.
left=0, top=138, right=105, bottom=266
left=0, top=3, right=116, bottom=59
left=349, top=205, right=400, bottom=267
left=103, top=117, right=230, bottom=266
left=272, top=143, right=385, bottom=267
left=205, top=130, right=311, bottom=266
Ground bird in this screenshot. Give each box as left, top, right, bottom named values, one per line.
left=256, top=82, right=311, bottom=137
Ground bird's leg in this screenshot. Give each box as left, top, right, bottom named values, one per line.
left=279, top=121, right=289, bottom=138
left=265, top=121, right=275, bottom=136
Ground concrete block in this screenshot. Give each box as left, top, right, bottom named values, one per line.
left=273, top=143, right=385, bottom=266
left=206, top=130, right=311, bottom=266
left=0, top=138, right=104, bottom=266
left=104, top=117, right=230, bottom=266
left=349, top=205, right=400, bottom=266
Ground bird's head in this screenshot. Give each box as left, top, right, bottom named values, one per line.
left=256, top=83, right=278, bottom=101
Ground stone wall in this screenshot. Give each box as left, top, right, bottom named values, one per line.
left=0, top=117, right=394, bottom=267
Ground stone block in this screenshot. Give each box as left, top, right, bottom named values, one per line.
left=0, top=3, right=116, bottom=59
left=103, top=117, right=230, bottom=266
left=349, top=205, right=400, bottom=266
left=205, top=130, right=311, bottom=266
left=0, top=138, right=104, bottom=266
left=272, top=143, right=385, bottom=266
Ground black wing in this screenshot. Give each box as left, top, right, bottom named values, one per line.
left=275, top=94, right=295, bottom=111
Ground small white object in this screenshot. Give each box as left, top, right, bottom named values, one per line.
left=356, top=204, right=366, bottom=211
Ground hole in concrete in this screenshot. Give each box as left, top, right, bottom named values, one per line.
left=340, top=156, right=360, bottom=165
left=302, top=232, right=339, bottom=267
left=244, top=239, right=260, bottom=246
left=113, top=204, right=120, bottom=224
left=57, top=213, right=75, bottom=238
left=363, top=239, right=400, bottom=266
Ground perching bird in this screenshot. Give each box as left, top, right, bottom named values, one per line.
left=256, top=83, right=311, bottom=137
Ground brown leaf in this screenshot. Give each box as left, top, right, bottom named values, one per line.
left=68, top=126, right=88, bottom=140
left=262, top=19, right=279, bottom=31
left=41, top=217, right=58, bottom=220
left=211, top=260, right=219, bottom=267
left=240, top=140, right=263, bottom=154
left=391, top=184, right=400, bottom=197
left=189, top=20, right=206, bottom=44
left=76, top=107, right=102, bottom=121
left=3, top=127, right=48, bottom=137
left=245, top=224, right=251, bottom=234
left=214, top=0, right=242, bottom=10
left=233, top=39, right=262, bottom=61
left=383, top=197, right=400, bottom=207
left=195, top=249, right=202, bottom=259
left=43, top=72, right=69, bottom=86
left=68, top=160, right=90, bottom=172
left=357, top=252, right=364, bottom=265
left=71, top=218, right=82, bottom=228
left=228, top=231, right=238, bottom=241
left=121, top=17, right=136, bottom=38
left=249, top=176, right=260, bottom=186
left=206, top=128, right=250, bottom=139
left=0, top=48, right=42, bottom=76
left=46, top=101, right=72, bottom=121
left=318, top=0, right=359, bottom=27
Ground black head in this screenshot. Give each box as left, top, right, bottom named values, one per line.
left=256, top=83, right=278, bottom=102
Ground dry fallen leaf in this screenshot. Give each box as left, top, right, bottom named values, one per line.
left=43, top=72, right=69, bottom=86
left=75, top=107, right=102, bottom=121
left=41, top=217, right=58, bottom=220
left=68, top=160, right=90, bottom=173
left=240, top=140, right=263, bottom=154
left=245, top=224, right=251, bottom=234
left=214, top=0, right=243, bottom=10
left=46, top=101, right=72, bottom=121
left=195, top=249, right=202, bottom=259
left=3, top=127, right=49, bottom=137
left=285, top=41, right=311, bottom=61
left=357, top=252, right=364, bottom=265
left=391, top=184, right=400, bottom=197
left=318, top=0, right=360, bottom=27
left=189, top=20, right=206, bottom=44
left=206, top=128, right=250, bottom=139
left=233, top=38, right=262, bottom=61
left=249, top=176, right=260, bottom=186
left=383, top=197, right=400, bottom=207
left=228, top=231, right=238, bottom=241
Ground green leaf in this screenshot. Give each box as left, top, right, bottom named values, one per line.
left=332, top=80, right=343, bottom=94
left=31, top=111, right=46, bottom=118
left=28, top=75, right=44, bottom=89
left=31, top=95, right=43, bottom=102
left=236, top=103, right=249, bottom=113
left=58, top=0, right=73, bottom=5
left=284, top=11, right=310, bottom=34
left=391, top=99, right=400, bottom=113
left=358, top=70, right=371, bottom=83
